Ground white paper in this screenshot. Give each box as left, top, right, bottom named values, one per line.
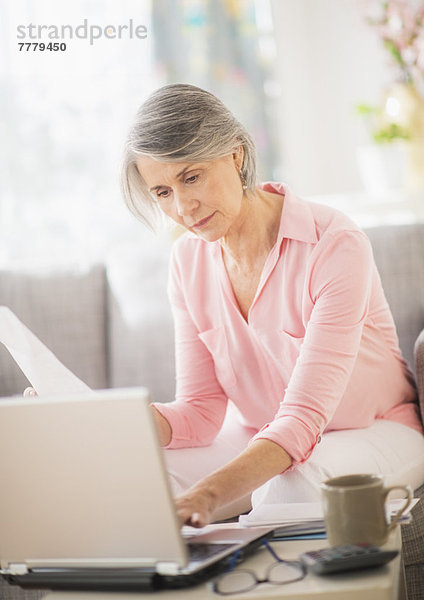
left=239, top=502, right=323, bottom=527
left=239, top=498, right=420, bottom=529
left=0, top=306, right=91, bottom=395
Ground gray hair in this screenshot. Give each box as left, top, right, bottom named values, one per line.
left=120, top=83, right=257, bottom=230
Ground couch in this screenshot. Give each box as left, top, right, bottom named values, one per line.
left=0, top=224, right=423, bottom=600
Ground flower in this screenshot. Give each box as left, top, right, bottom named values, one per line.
left=361, top=0, right=424, bottom=95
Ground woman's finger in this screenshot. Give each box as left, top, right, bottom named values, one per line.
left=188, top=512, right=206, bottom=528
left=177, top=507, right=207, bottom=528
left=175, top=490, right=212, bottom=528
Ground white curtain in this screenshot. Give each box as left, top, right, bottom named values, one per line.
left=1, top=0, right=156, bottom=264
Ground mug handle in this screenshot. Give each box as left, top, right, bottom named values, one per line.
left=383, top=485, right=413, bottom=533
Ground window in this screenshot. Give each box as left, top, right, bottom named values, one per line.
left=1, top=0, right=155, bottom=263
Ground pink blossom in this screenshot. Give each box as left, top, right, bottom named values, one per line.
left=361, top=0, right=424, bottom=90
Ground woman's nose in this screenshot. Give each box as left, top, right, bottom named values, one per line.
left=175, top=190, right=198, bottom=216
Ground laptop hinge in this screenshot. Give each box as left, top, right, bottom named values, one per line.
left=156, top=562, right=180, bottom=576
left=2, top=563, right=29, bottom=576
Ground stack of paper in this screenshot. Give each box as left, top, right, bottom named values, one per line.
left=239, top=503, right=326, bottom=536
left=239, top=498, right=419, bottom=538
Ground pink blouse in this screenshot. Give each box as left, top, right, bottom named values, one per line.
left=154, top=183, right=422, bottom=464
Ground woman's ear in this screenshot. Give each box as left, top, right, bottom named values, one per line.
left=232, top=145, right=244, bottom=171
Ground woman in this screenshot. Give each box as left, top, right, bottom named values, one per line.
left=121, top=83, right=424, bottom=528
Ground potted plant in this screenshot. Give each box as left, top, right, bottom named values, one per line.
left=356, top=0, right=424, bottom=194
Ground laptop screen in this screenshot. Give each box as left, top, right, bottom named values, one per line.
left=0, top=388, right=187, bottom=571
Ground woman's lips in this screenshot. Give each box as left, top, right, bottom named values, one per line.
left=192, top=212, right=216, bottom=229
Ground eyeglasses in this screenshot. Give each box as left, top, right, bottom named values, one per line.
left=212, top=538, right=306, bottom=595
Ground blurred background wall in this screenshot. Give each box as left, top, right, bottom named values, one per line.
left=271, top=0, right=391, bottom=196
left=0, top=0, right=413, bottom=263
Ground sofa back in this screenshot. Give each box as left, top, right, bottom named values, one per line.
left=105, top=238, right=175, bottom=404
left=365, top=223, right=424, bottom=372
left=0, top=264, right=108, bottom=396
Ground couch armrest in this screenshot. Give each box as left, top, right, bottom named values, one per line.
left=414, top=329, right=424, bottom=426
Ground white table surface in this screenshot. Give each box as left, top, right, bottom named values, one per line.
left=42, top=528, right=404, bottom=600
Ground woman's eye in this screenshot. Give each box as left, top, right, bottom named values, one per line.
left=185, top=174, right=198, bottom=184
left=157, top=189, right=170, bottom=199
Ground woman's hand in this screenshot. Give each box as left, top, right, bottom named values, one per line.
left=175, top=484, right=217, bottom=528
left=176, top=439, right=293, bottom=528
left=23, top=387, right=38, bottom=397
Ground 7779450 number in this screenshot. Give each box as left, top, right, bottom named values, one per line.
left=18, top=42, right=67, bottom=51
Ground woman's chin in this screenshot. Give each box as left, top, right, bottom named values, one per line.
left=192, top=229, right=223, bottom=243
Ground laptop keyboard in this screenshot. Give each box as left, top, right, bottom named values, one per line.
left=187, top=542, right=236, bottom=563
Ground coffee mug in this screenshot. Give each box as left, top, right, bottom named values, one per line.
left=321, top=474, right=412, bottom=546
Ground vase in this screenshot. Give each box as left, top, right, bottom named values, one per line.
left=356, top=143, right=407, bottom=196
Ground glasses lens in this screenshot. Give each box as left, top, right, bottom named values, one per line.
left=214, top=570, right=257, bottom=595
left=268, top=561, right=305, bottom=584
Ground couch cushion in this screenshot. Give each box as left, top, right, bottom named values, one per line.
left=402, top=482, right=424, bottom=566
left=106, top=238, right=175, bottom=403
left=402, top=480, right=424, bottom=600
left=365, top=224, right=424, bottom=372
left=0, top=263, right=108, bottom=395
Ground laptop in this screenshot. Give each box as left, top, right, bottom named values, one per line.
left=0, top=388, right=272, bottom=591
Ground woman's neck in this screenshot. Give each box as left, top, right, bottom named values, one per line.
left=219, top=188, right=284, bottom=269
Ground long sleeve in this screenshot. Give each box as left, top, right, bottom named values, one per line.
left=152, top=246, right=228, bottom=448
left=251, top=229, right=375, bottom=464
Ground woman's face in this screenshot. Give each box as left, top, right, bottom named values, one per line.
left=136, top=150, right=246, bottom=242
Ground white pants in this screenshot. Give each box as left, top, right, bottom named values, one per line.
left=164, top=409, right=424, bottom=521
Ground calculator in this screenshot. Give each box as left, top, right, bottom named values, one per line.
left=299, top=543, right=399, bottom=575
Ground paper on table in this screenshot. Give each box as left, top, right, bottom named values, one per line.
left=0, top=306, right=91, bottom=395
left=239, top=498, right=420, bottom=529
left=238, top=502, right=324, bottom=528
